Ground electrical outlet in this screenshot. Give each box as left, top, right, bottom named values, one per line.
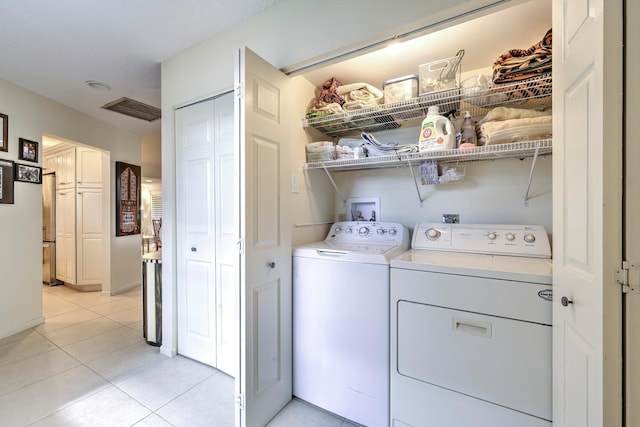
left=442, top=214, right=460, bottom=224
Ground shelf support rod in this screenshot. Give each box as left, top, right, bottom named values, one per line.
left=523, top=142, right=541, bottom=207
left=407, top=161, right=428, bottom=204
left=321, top=164, right=347, bottom=204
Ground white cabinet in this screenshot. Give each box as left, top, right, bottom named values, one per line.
left=52, top=146, right=104, bottom=288
left=55, top=148, right=76, bottom=189
left=76, top=147, right=103, bottom=188
left=43, top=154, right=56, bottom=174
left=76, top=188, right=103, bottom=285
left=55, top=188, right=76, bottom=284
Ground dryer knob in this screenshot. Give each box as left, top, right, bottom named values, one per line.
left=506, top=233, right=516, bottom=241
left=426, top=228, right=441, bottom=240
left=345, top=227, right=353, bottom=234
left=389, top=228, right=397, bottom=236
left=359, top=227, right=369, bottom=236
left=487, top=232, right=497, bottom=240
left=334, top=227, right=342, bottom=234
left=524, top=234, right=536, bottom=243
left=377, top=228, right=385, bottom=235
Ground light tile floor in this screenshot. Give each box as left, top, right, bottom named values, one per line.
left=0, top=284, right=359, bottom=426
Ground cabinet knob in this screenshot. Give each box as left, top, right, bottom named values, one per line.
left=561, top=296, right=573, bottom=307
left=190, top=247, right=197, bottom=252
left=268, top=261, right=276, bottom=269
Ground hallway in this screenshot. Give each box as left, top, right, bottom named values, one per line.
left=0, top=285, right=357, bottom=426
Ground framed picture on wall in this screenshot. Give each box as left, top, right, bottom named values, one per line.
left=18, top=138, right=38, bottom=163
left=14, top=163, right=42, bottom=184
left=116, top=161, right=141, bottom=236
left=0, top=113, right=7, bottom=152
left=0, top=159, right=15, bottom=204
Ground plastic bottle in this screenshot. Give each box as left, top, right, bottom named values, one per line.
left=418, top=106, right=455, bottom=151
left=459, top=111, right=477, bottom=148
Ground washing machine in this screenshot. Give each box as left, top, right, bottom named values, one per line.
left=293, top=221, right=410, bottom=427
left=390, top=223, right=553, bottom=427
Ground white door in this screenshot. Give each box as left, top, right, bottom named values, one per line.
left=625, top=0, right=640, bottom=424
left=552, top=0, right=623, bottom=425
left=213, top=94, right=238, bottom=377
left=176, top=99, right=218, bottom=367
left=235, top=47, right=293, bottom=427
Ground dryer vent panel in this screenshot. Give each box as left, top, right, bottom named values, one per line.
left=101, top=97, right=161, bottom=122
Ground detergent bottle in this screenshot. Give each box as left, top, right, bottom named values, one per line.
left=418, top=106, right=455, bottom=151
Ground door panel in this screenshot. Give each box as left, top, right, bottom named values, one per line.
left=552, top=0, right=623, bottom=425
left=176, top=100, right=217, bottom=367
left=235, top=47, right=292, bottom=427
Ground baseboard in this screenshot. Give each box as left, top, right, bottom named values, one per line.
left=64, top=282, right=102, bottom=292
left=0, top=316, right=45, bottom=340
left=105, top=280, right=141, bottom=296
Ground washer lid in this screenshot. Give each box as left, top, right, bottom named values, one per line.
left=391, top=250, right=552, bottom=284
left=294, top=241, right=407, bottom=264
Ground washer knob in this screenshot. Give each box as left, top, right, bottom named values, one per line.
left=389, top=228, right=397, bottom=236
left=334, top=227, right=342, bottom=234
left=359, top=226, right=369, bottom=236
left=426, top=228, right=441, bottom=240
left=345, top=227, right=353, bottom=234
left=487, top=232, right=497, bottom=240
left=524, top=234, right=536, bottom=243
left=377, top=228, right=385, bottom=235
left=506, top=232, right=516, bottom=241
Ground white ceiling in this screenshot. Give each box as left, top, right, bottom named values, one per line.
left=0, top=0, right=282, bottom=137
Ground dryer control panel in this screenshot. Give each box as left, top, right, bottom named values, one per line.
left=412, top=223, right=551, bottom=258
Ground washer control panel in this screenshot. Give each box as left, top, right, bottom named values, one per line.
left=412, top=223, right=551, bottom=258
left=327, top=221, right=408, bottom=245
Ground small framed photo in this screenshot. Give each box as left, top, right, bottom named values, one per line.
left=15, top=163, right=42, bottom=184
left=0, top=158, right=15, bottom=204
left=18, top=138, right=38, bottom=163
left=0, top=113, right=7, bottom=152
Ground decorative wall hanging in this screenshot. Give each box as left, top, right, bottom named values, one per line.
left=115, top=161, right=141, bottom=236
left=0, top=159, right=15, bottom=204
left=18, top=138, right=38, bottom=162
left=15, top=163, right=42, bottom=184
left=0, top=113, right=7, bottom=152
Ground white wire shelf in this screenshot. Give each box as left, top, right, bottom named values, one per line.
left=303, top=139, right=552, bottom=171
left=303, top=74, right=552, bottom=137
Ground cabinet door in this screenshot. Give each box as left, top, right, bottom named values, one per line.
left=76, top=188, right=103, bottom=285
left=43, top=154, right=56, bottom=174
left=76, top=147, right=102, bottom=188
left=55, top=148, right=75, bottom=189
left=56, top=189, right=76, bottom=284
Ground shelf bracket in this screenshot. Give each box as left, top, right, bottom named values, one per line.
left=523, top=141, right=541, bottom=207
left=321, top=164, right=347, bottom=204
left=407, top=160, right=428, bottom=205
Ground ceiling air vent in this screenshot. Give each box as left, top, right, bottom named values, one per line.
left=101, top=97, right=161, bottom=122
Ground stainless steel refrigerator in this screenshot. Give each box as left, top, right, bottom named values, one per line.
left=43, top=173, right=61, bottom=285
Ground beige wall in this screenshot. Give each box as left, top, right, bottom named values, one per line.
left=0, top=79, right=142, bottom=338
left=142, top=132, right=161, bottom=180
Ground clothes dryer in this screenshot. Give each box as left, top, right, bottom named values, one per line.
left=293, top=221, right=410, bottom=427
left=390, top=223, right=553, bottom=427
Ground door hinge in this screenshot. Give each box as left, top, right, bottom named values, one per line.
left=235, top=82, right=243, bottom=98
left=236, top=239, right=245, bottom=255
left=616, top=261, right=640, bottom=294
left=236, top=393, right=245, bottom=410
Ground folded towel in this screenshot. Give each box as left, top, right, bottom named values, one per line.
left=478, top=106, right=551, bottom=125
left=480, top=116, right=552, bottom=145
left=337, top=83, right=383, bottom=111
